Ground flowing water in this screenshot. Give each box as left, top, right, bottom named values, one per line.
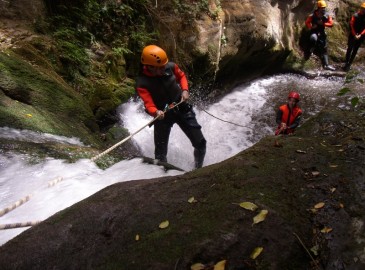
left=0, top=73, right=344, bottom=246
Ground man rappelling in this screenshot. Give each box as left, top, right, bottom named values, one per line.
left=136, top=45, right=206, bottom=169
left=275, top=91, right=302, bottom=136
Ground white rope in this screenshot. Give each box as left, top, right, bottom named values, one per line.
left=0, top=220, right=42, bottom=230
left=47, top=176, right=64, bottom=187
left=0, top=195, right=32, bottom=217
left=91, top=101, right=184, bottom=162
left=0, top=176, right=63, bottom=218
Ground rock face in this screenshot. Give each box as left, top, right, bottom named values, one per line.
left=0, top=102, right=364, bottom=269
left=0, top=0, right=46, bottom=21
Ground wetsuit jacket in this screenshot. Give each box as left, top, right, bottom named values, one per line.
left=350, top=11, right=365, bottom=36
left=136, top=62, right=188, bottom=116
left=305, top=10, right=333, bottom=34
left=276, top=104, right=302, bottom=135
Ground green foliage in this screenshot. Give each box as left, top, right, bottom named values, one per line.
left=337, top=72, right=364, bottom=107
left=172, top=0, right=221, bottom=20
left=43, top=0, right=157, bottom=81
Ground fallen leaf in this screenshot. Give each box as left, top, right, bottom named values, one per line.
left=25, top=114, right=32, bottom=117
left=214, top=260, right=226, bottom=270
left=191, top=263, right=205, bottom=270
left=159, top=220, right=169, bottom=229
left=321, top=226, right=333, bottom=233
left=253, top=210, right=268, bottom=225
left=250, top=247, right=263, bottom=259
left=329, top=164, right=338, bottom=168
left=188, top=196, right=197, bottom=203
left=339, top=203, right=344, bottom=208
left=296, top=150, right=307, bottom=154
left=320, top=143, right=326, bottom=147
left=330, top=187, right=336, bottom=193
left=239, top=202, right=258, bottom=211
left=310, top=245, right=319, bottom=256
left=135, top=234, right=140, bottom=241
left=311, top=171, right=320, bottom=177
left=314, top=202, right=325, bottom=209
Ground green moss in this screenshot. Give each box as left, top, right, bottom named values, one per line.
left=0, top=51, right=100, bottom=145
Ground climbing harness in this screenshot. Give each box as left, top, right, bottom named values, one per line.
left=201, top=109, right=253, bottom=129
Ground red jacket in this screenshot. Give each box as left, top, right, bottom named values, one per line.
left=305, top=10, right=333, bottom=32
left=136, top=63, right=188, bottom=116
left=275, top=104, right=302, bottom=135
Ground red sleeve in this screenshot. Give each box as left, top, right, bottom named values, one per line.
left=305, top=15, right=313, bottom=29
left=350, top=16, right=356, bottom=36
left=173, top=64, right=189, bottom=91
left=136, top=87, right=158, bottom=116
left=324, top=15, right=333, bottom=27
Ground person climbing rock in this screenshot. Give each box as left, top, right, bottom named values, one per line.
left=305, top=0, right=336, bottom=71
left=275, top=91, right=303, bottom=135
left=136, top=45, right=206, bottom=169
left=343, top=2, right=365, bottom=71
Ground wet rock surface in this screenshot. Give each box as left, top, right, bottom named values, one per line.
left=0, top=102, right=364, bottom=270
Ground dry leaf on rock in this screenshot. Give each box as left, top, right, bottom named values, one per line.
left=250, top=247, right=263, bottom=259
left=191, top=263, right=205, bottom=270
left=214, top=260, right=226, bottom=270
left=253, top=210, right=268, bottom=225
left=159, top=220, right=169, bottom=229
left=321, top=226, right=333, bottom=233
left=239, top=202, right=258, bottom=211
left=314, top=202, right=325, bottom=209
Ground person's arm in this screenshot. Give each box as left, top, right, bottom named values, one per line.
left=324, top=15, right=333, bottom=27
left=136, top=87, right=158, bottom=116
left=288, top=114, right=302, bottom=129
left=173, top=64, right=189, bottom=101
left=173, top=64, right=188, bottom=91
left=305, top=15, right=313, bottom=29
left=276, top=109, right=283, bottom=125
left=350, top=15, right=357, bottom=36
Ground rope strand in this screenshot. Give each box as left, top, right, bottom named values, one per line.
left=201, top=109, right=253, bottom=129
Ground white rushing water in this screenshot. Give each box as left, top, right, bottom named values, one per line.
left=0, top=74, right=344, bottom=246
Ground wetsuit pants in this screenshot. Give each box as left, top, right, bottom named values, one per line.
left=345, top=34, right=365, bottom=66
left=154, top=104, right=206, bottom=168
left=310, top=31, right=330, bottom=66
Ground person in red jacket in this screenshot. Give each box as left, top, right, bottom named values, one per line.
left=343, top=2, right=365, bottom=71
left=305, top=0, right=336, bottom=70
left=275, top=92, right=303, bottom=135
left=136, top=45, right=206, bottom=169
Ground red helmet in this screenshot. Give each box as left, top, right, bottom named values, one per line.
left=288, top=91, right=300, bottom=101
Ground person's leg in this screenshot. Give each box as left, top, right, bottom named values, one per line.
left=154, top=119, right=173, bottom=163
left=309, top=32, right=318, bottom=53
left=319, top=36, right=335, bottom=70
left=349, top=39, right=363, bottom=64
left=176, top=107, right=206, bottom=169
left=344, top=35, right=356, bottom=70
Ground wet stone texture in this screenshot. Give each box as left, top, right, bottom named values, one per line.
left=0, top=103, right=364, bottom=270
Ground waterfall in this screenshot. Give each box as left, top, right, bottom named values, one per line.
left=0, top=73, right=344, bottom=246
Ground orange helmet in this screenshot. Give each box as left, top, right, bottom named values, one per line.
left=317, top=0, right=327, bottom=8
left=361, top=2, right=365, bottom=8
left=141, top=45, right=168, bottom=67
left=288, top=91, right=300, bottom=101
